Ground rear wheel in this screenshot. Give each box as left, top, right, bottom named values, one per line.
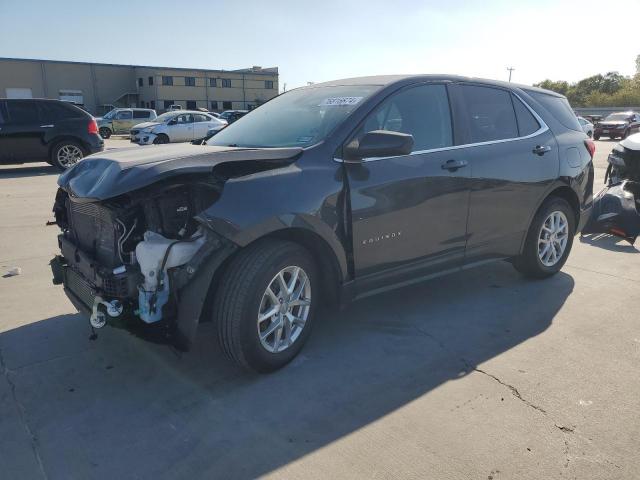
left=50, top=141, right=86, bottom=170
left=99, top=127, right=112, bottom=139
left=153, top=134, right=169, bottom=145
left=512, top=197, right=575, bottom=278
left=213, top=239, right=317, bottom=373
left=593, top=133, right=600, bottom=140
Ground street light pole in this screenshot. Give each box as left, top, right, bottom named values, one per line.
left=507, top=67, right=515, bottom=82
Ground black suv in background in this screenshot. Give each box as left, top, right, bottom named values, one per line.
left=593, top=111, right=640, bottom=140
left=0, top=99, right=104, bottom=170
left=52, top=76, right=594, bottom=372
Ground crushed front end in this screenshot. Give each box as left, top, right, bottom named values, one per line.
left=50, top=181, right=234, bottom=348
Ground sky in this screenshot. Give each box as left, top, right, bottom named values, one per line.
left=1, top=0, right=638, bottom=91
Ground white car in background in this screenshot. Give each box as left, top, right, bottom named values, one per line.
left=130, top=111, right=227, bottom=145
left=577, top=116, right=594, bottom=138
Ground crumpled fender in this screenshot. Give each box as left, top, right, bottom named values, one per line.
left=582, top=181, right=640, bottom=244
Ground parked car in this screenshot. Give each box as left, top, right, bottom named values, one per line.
left=130, top=111, right=226, bottom=145
left=577, top=116, right=594, bottom=137
left=593, top=111, right=640, bottom=140
left=0, top=98, right=103, bottom=170
left=97, top=108, right=157, bottom=138
left=51, top=75, right=594, bottom=372
left=168, top=105, right=182, bottom=111
left=218, top=109, right=248, bottom=124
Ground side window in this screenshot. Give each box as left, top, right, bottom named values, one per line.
left=133, top=110, right=150, bottom=119
left=39, top=102, right=78, bottom=121
left=0, top=101, right=7, bottom=125
left=116, top=110, right=133, bottom=120
left=460, top=85, right=518, bottom=143
left=193, top=114, right=208, bottom=122
left=512, top=95, right=541, bottom=136
left=6, top=101, right=39, bottom=124
left=175, top=114, right=194, bottom=124
left=357, top=84, right=453, bottom=152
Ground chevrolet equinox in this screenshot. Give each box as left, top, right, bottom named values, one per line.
left=51, top=75, right=595, bottom=372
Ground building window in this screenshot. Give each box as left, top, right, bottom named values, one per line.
left=209, top=78, right=217, bottom=87
left=185, top=76, right=196, bottom=87
left=221, top=79, right=232, bottom=88
left=265, top=80, right=274, bottom=89
left=148, top=76, right=154, bottom=86
left=164, top=100, right=174, bottom=109
left=210, top=101, right=218, bottom=110
left=186, top=100, right=197, bottom=109
left=162, top=76, right=173, bottom=86
left=138, top=78, right=143, bottom=87
left=222, top=101, right=232, bottom=110
left=150, top=100, right=155, bottom=109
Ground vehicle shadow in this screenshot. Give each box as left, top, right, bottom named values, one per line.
left=0, top=261, right=574, bottom=479
left=579, top=233, right=638, bottom=253
left=0, top=163, right=58, bottom=179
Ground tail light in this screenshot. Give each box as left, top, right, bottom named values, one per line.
left=88, top=118, right=98, bottom=135
left=584, top=139, right=595, bottom=159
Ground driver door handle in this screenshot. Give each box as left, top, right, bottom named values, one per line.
left=441, top=159, right=468, bottom=171
left=533, top=145, right=552, bottom=156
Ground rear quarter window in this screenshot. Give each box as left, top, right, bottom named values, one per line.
left=526, top=91, right=582, bottom=132
left=511, top=95, right=540, bottom=136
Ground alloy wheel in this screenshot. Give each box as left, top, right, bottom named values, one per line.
left=257, top=266, right=311, bottom=353
left=538, top=211, right=569, bottom=267
left=56, top=144, right=83, bottom=168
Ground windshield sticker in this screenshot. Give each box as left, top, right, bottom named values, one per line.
left=319, top=96, right=363, bottom=107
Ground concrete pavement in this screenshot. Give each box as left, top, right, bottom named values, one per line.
left=0, top=138, right=638, bottom=479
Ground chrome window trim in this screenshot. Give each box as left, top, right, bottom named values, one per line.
left=334, top=91, right=549, bottom=164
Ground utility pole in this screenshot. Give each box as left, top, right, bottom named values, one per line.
left=507, top=67, right=515, bottom=82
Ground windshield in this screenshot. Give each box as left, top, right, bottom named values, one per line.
left=155, top=112, right=178, bottom=123
left=605, top=113, right=630, bottom=121
left=207, top=85, right=379, bottom=148
left=102, top=109, right=117, bottom=119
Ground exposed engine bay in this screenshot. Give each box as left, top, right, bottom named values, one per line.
left=51, top=180, right=221, bottom=338
left=583, top=134, right=640, bottom=244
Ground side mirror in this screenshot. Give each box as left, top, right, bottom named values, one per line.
left=344, top=130, right=414, bottom=161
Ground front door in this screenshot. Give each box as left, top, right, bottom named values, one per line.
left=170, top=113, right=195, bottom=142
left=112, top=110, right=133, bottom=134
left=344, top=83, right=471, bottom=291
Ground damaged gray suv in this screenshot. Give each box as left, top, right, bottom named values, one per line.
left=51, top=75, right=594, bottom=372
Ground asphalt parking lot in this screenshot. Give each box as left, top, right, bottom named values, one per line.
left=1, top=138, right=639, bottom=479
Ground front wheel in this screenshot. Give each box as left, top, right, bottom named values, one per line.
left=213, top=239, right=317, bottom=373
left=153, top=134, right=169, bottom=145
left=512, top=197, right=575, bottom=278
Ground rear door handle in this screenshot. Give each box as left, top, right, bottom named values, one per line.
left=441, top=159, right=468, bottom=171
left=40, top=124, right=55, bottom=128
left=533, top=145, right=552, bottom=156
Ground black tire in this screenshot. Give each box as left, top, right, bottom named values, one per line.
left=99, top=127, right=112, bottom=139
left=512, top=197, right=576, bottom=279
left=587, top=130, right=593, bottom=138
left=153, top=134, right=169, bottom=145
left=50, top=140, right=86, bottom=171
left=213, top=239, right=318, bottom=373
left=593, top=134, right=600, bottom=140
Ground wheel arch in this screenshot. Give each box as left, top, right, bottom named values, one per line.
left=205, top=227, right=344, bottom=318
left=48, top=136, right=88, bottom=159
left=518, top=184, right=580, bottom=254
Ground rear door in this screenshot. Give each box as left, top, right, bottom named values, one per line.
left=193, top=114, right=212, bottom=139
left=345, top=83, right=471, bottom=289
left=454, top=84, right=559, bottom=261
left=1, top=100, right=49, bottom=161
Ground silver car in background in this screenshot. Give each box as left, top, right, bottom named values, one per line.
left=97, top=108, right=157, bottom=138
left=130, top=111, right=227, bottom=145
